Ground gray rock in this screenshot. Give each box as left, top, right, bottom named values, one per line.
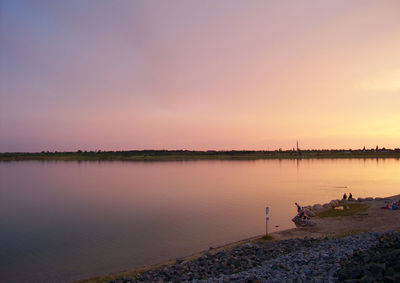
left=384, top=276, right=395, bottom=283
left=329, top=200, right=337, bottom=207
left=304, top=208, right=315, bottom=217
left=322, top=203, right=332, bottom=209
left=359, top=275, right=374, bottom=283
left=242, top=243, right=253, bottom=249
left=313, top=204, right=323, bottom=211
left=109, top=231, right=400, bottom=283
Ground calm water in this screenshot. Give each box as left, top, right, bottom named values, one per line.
left=1, top=159, right=399, bottom=282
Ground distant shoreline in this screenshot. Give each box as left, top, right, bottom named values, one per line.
left=1, top=149, right=400, bottom=161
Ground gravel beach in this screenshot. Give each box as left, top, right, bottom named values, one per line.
left=81, top=195, right=400, bottom=283
left=108, top=231, right=400, bottom=282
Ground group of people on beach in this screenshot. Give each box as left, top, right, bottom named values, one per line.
left=384, top=200, right=400, bottom=210
left=342, top=193, right=353, bottom=201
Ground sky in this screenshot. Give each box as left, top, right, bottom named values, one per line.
left=1, top=0, right=400, bottom=152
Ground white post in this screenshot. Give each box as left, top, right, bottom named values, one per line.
left=265, top=207, right=269, bottom=236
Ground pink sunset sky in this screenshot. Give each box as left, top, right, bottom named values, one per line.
left=1, top=0, right=400, bottom=152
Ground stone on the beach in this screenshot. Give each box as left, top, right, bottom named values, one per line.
left=313, top=204, right=323, bottom=211
left=304, top=208, right=315, bottom=217
left=242, top=243, right=253, bottom=249
left=109, top=231, right=400, bottom=283
left=357, top=197, right=365, bottom=202
left=329, top=200, right=337, bottom=207
left=365, top=197, right=374, bottom=201
left=292, top=216, right=315, bottom=227
left=375, top=197, right=383, bottom=201
left=322, top=203, right=332, bottom=209
left=176, top=258, right=184, bottom=264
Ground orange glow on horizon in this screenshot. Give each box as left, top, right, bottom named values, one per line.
left=1, top=1, right=399, bottom=152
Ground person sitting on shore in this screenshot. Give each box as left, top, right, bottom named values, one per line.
left=295, top=203, right=302, bottom=214
left=294, top=203, right=310, bottom=220
left=382, top=200, right=400, bottom=210
left=343, top=193, right=347, bottom=200
left=299, top=208, right=310, bottom=219
left=348, top=193, right=353, bottom=200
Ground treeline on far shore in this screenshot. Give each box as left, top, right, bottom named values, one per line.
left=1, top=148, right=400, bottom=161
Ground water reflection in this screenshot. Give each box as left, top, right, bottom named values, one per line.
left=0, top=159, right=399, bottom=282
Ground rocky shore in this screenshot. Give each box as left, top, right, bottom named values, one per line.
left=337, top=231, right=400, bottom=282
left=94, top=195, right=400, bottom=283
left=300, top=196, right=386, bottom=218
left=108, top=231, right=400, bottom=282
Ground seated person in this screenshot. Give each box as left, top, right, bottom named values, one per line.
left=295, top=202, right=302, bottom=214
left=299, top=208, right=309, bottom=219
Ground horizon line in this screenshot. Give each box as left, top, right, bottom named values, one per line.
left=2, top=147, right=400, bottom=154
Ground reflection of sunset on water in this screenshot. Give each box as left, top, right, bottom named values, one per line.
left=1, top=159, right=400, bottom=281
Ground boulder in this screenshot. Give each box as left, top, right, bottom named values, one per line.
left=242, top=243, right=254, bottom=249
left=313, top=204, right=323, bottom=211
left=365, top=197, right=374, bottom=201
left=375, top=197, right=383, bottom=201
left=357, top=197, right=365, bottom=202
left=322, top=203, right=332, bottom=209
left=329, top=200, right=337, bottom=207
left=304, top=208, right=316, bottom=217
left=292, top=215, right=315, bottom=227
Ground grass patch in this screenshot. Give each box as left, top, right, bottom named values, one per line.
left=318, top=203, right=370, bottom=218
left=261, top=234, right=274, bottom=241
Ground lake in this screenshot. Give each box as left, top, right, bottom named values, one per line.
left=1, top=159, right=399, bottom=282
